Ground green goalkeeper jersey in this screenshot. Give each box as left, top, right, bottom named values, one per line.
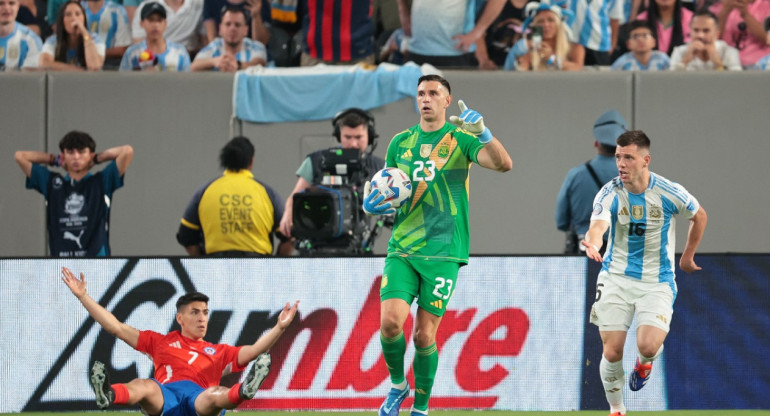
left=385, top=122, right=484, bottom=263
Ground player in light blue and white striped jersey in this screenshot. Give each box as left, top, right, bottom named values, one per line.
left=583, top=130, right=707, bottom=416
left=0, top=0, right=43, bottom=70
left=191, top=7, right=266, bottom=71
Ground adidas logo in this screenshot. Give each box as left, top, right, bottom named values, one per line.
left=429, top=300, right=443, bottom=309
left=169, top=341, right=181, bottom=349
left=402, top=149, right=412, bottom=159
left=619, top=206, right=629, bottom=216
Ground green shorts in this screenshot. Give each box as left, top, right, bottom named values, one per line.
left=381, top=256, right=460, bottom=317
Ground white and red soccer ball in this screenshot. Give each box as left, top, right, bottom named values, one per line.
left=370, top=167, right=412, bottom=208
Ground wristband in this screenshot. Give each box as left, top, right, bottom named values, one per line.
left=546, top=54, right=556, bottom=66
left=478, top=127, right=493, bottom=144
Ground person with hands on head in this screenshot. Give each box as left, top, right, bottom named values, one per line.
left=14, top=131, right=133, bottom=257
left=582, top=130, right=707, bottom=416
left=60, top=266, right=298, bottom=416
left=39, top=0, right=105, bottom=70
left=369, top=74, right=511, bottom=416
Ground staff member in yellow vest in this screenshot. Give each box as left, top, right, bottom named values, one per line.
left=176, top=136, right=293, bottom=256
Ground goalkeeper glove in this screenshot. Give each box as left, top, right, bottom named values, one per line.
left=448, top=100, right=493, bottom=144
left=362, top=181, right=396, bottom=216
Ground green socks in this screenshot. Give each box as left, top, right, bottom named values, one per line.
left=412, top=343, right=438, bottom=412
left=380, top=331, right=407, bottom=384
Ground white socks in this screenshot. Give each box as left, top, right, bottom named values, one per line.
left=638, top=344, right=664, bottom=365
left=600, top=355, right=626, bottom=415
left=392, top=379, right=407, bottom=390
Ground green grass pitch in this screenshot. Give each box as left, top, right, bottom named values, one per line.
left=3, top=411, right=769, bottom=416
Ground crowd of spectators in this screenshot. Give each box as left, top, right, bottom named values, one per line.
left=3, top=0, right=770, bottom=71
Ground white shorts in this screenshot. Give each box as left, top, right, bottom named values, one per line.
left=589, top=271, right=674, bottom=332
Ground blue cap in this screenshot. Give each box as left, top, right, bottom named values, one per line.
left=593, top=110, right=627, bottom=146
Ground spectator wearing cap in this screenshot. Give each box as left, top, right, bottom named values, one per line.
left=555, top=110, right=627, bottom=254
left=120, top=1, right=190, bottom=70
left=131, top=0, right=204, bottom=54
left=504, top=0, right=585, bottom=70
left=191, top=5, right=266, bottom=71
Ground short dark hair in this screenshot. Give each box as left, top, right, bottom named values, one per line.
left=337, top=110, right=370, bottom=130
left=616, top=130, right=651, bottom=150
left=176, top=292, right=209, bottom=311
left=220, top=5, right=248, bottom=21
left=692, top=8, right=718, bottom=25
left=220, top=136, right=254, bottom=171
left=626, top=20, right=653, bottom=34
left=59, top=130, right=96, bottom=152
left=418, top=74, right=451, bottom=94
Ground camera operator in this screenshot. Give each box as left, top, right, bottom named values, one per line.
left=279, top=108, right=385, bottom=250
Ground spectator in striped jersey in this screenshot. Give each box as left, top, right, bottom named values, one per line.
left=0, top=0, right=43, bottom=70
left=611, top=20, right=671, bottom=69
left=192, top=6, right=266, bottom=70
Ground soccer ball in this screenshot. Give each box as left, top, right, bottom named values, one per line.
left=369, top=167, right=412, bottom=208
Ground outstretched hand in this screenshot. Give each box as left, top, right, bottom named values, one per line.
left=277, top=300, right=299, bottom=329
left=448, top=100, right=493, bottom=143
left=582, top=241, right=603, bottom=263
left=61, top=266, right=87, bottom=298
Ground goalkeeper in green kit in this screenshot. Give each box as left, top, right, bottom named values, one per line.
left=362, top=74, right=513, bottom=416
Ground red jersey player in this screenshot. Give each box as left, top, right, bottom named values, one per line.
left=60, top=266, right=298, bottom=416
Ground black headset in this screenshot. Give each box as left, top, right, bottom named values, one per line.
left=332, top=108, right=378, bottom=146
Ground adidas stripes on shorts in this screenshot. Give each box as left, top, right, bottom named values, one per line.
left=381, top=256, right=460, bottom=317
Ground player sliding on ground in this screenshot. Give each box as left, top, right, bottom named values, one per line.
left=60, top=266, right=299, bottom=416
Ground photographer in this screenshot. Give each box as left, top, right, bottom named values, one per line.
left=279, top=108, right=385, bottom=253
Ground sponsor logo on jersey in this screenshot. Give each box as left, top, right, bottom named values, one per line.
left=64, top=193, right=85, bottom=215
left=649, top=205, right=662, bottom=219
left=619, top=206, right=629, bottom=216
left=420, top=144, right=432, bottom=158
left=8, top=46, right=17, bottom=59
left=401, top=149, right=412, bottom=160
left=430, top=299, right=443, bottom=309
left=169, top=341, right=182, bottom=349
left=593, top=203, right=603, bottom=215
left=380, top=274, right=388, bottom=288
left=632, top=205, right=644, bottom=220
